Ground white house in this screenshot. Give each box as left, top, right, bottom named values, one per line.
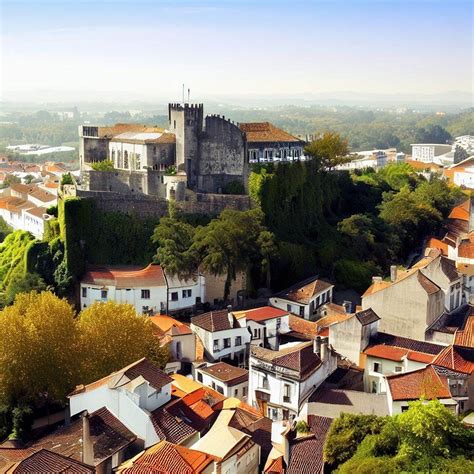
left=336, top=149, right=388, bottom=170
left=80, top=264, right=168, bottom=314
left=80, top=264, right=205, bottom=315
left=269, top=276, right=334, bottom=321
left=446, top=157, right=474, bottom=190
left=149, top=314, right=197, bottom=374
left=361, top=333, right=445, bottom=394
left=165, top=272, right=205, bottom=313
left=385, top=365, right=458, bottom=415
left=195, top=362, right=249, bottom=399
left=69, top=358, right=184, bottom=448
left=190, top=310, right=251, bottom=364
left=233, top=306, right=290, bottom=350
left=248, top=338, right=337, bottom=421
left=411, top=143, right=452, bottom=163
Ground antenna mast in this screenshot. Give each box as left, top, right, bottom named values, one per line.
left=182, top=83, right=185, bottom=104
left=188, top=88, right=190, bottom=103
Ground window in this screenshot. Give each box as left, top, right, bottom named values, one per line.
left=213, top=340, right=219, bottom=351
left=197, top=372, right=203, bottom=383
left=401, top=406, right=410, bottom=412
left=217, top=386, right=224, bottom=395
left=142, top=306, right=149, bottom=314
left=182, top=289, right=192, bottom=298
left=253, top=328, right=260, bottom=339
left=136, top=154, right=141, bottom=170
left=287, top=304, right=292, bottom=312
left=141, top=289, right=150, bottom=299
left=234, top=388, right=239, bottom=397
left=223, top=338, right=231, bottom=348
left=124, top=151, right=129, bottom=169
left=170, top=292, right=178, bottom=301
left=395, top=366, right=402, bottom=373
left=371, top=380, right=378, bottom=393
left=276, top=318, right=281, bottom=330
left=101, top=290, right=108, bottom=299
left=283, top=384, right=291, bottom=403
left=82, top=287, right=87, bottom=298
left=173, top=120, right=176, bottom=129
left=373, top=362, right=381, bottom=373
left=235, top=336, right=242, bottom=346
left=211, top=381, right=216, bottom=390
left=299, top=306, right=304, bottom=317
left=243, top=386, right=247, bottom=397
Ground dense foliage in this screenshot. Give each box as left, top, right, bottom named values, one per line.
left=153, top=207, right=276, bottom=299
left=0, top=293, right=169, bottom=440
left=90, top=159, right=114, bottom=171
left=325, top=401, right=474, bottom=473
left=251, top=157, right=463, bottom=292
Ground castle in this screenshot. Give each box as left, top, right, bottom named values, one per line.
left=78, top=103, right=306, bottom=201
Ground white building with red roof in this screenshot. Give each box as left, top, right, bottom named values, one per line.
left=233, top=306, right=290, bottom=350
left=80, top=264, right=205, bottom=315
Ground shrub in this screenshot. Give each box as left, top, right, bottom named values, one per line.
left=90, top=160, right=114, bottom=171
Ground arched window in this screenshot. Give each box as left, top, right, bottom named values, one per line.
left=117, top=151, right=122, bottom=168
left=124, top=151, right=129, bottom=169
left=111, top=150, right=116, bottom=166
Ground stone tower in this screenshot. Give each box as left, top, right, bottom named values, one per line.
left=168, top=103, right=204, bottom=189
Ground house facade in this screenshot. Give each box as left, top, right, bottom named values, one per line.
left=233, top=306, right=290, bottom=350
left=362, top=270, right=444, bottom=341
left=195, top=362, right=249, bottom=399
left=190, top=310, right=251, bottom=364
left=269, top=277, right=334, bottom=321
left=248, top=339, right=337, bottom=421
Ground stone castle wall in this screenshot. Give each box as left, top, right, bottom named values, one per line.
left=75, top=189, right=251, bottom=218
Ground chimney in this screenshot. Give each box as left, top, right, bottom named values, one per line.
left=390, top=265, right=397, bottom=283
left=320, top=337, right=328, bottom=362
left=342, top=300, right=352, bottom=313
left=372, top=276, right=382, bottom=283
left=282, top=423, right=291, bottom=466
left=313, top=336, right=321, bottom=356
left=82, top=411, right=94, bottom=466
left=227, top=305, right=233, bottom=327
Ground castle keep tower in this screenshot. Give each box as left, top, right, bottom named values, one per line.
left=168, top=103, right=204, bottom=189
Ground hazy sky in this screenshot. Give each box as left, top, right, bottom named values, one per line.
left=1, top=0, right=472, bottom=102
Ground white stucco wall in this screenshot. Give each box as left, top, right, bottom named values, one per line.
left=196, top=370, right=248, bottom=399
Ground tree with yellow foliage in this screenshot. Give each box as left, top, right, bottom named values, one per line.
left=78, top=301, right=169, bottom=384
left=0, top=291, right=79, bottom=406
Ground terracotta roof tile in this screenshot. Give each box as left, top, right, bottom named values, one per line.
left=387, top=365, right=451, bottom=401
left=265, top=455, right=285, bottom=473
left=432, top=345, right=474, bottom=374
left=117, top=440, right=215, bottom=473
left=31, top=407, right=136, bottom=465
left=286, top=416, right=333, bottom=474
left=454, top=314, right=474, bottom=348
left=82, top=264, right=166, bottom=288
left=274, top=277, right=333, bottom=305
left=191, top=310, right=239, bottom=332
left=13, top=449, right=94, bottom=473
left=426, top=238, right=449, bottom=256
left=240, top=122, right=304, bottom=144
left=251, top=342, right=322, bottom=380
left=458, top=233, right=474, bottom=259
left=149, top=314, right=192, bottom=335
left=199, top=362, right=248, bottom=385
left=150, top=406, right=198, bottom=444
left=233, top=306, right=288, bottom=322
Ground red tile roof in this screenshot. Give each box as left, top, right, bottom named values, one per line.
left=275, top=276, right=333, bottom=305
left=69, top=357, right=172, bottom=396
left=240, top=122, right=303, bottom=143
left=448, top=200, right=470, bottom=221
left=191, top=310, right=239, bottom=332
left=235, top=306, right=288, bottom=322
left=432, top=345, right=474, bottom=374
left=426, top=238, right=449, bottom=256
left=149, top=314, right=193, bottom=335
left=365, top=345, right=408, bottom=362
left=82, top=264, right=166, bottom=288
left=13, top=449, right=94, bottom=473
left=150, top=406, right=198, bottom=444
left=199, top=362, right=248, bottom=385
left=286, top=416, right=333, bottom=474
left=251, top=342, right=322, bottom=380
left=117, top=440, right=215, bottom=473
left=387, top=366, right=451, bottom=401
left=454, top=315, right=474, bottom=348
left=30, top=407, right=136, bottom=465
left=265, top=456, right=285, bottom=473
left=458, top=233, right=474, bottom=259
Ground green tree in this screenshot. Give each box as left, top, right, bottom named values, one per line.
left=152, top=215, right=197, bottom=278
left=0, top=217, right=12, bottom=243
left=192, top=208, right=270, bottom=300
left=304, top=131, right=350, bottom=170
left=4, top=272, right=47, bottom=306
left=78, top=301, right=168, bottom=384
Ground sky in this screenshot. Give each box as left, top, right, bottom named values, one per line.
left=0, top=0, right=472, bottom=103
